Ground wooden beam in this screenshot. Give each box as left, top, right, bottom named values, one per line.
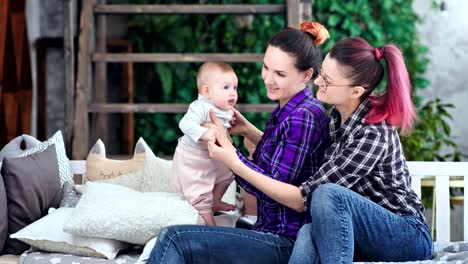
left=92, top=0, right=108, bottom=150
left=0, top=0, right=9, bottom=82
left=95, top=4, right=286, bottom=15
left=301, top=0, right=312, bottom=22
left=287, top=0, right=300, bottom=28
left=88, top=103, right=277, bottom=113
left=73, top=0, right=94, bottom=159
left=63, top=0, right=75, bottom=155
left=93, top=53, right=264, bottom=63
left=10, top=0, right=26, bottom=84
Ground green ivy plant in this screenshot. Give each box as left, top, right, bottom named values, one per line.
left=402, top=99, right=466, bottom=161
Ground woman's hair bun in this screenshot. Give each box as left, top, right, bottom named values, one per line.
left=300, top=21, right=330, bottom=46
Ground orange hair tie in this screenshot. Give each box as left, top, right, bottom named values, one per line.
left=300, top=21, right=330, bottom=46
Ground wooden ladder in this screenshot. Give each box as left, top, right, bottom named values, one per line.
left=70, top=0, right=313, bottom=159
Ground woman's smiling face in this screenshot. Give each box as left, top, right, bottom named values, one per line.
left=262, top=45, right=310, bottom=107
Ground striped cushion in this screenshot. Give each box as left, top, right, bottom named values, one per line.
left=18, top=131, right=72, bottom=186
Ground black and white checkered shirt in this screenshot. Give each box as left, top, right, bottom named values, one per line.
left=299, top=98, right=423, bottom=215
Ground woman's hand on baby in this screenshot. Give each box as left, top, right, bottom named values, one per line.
left=229, top=108, right=250, bottom=136
left=200, top=127, right=217, bottom=142
left=207, top=110, right=238, bottom=165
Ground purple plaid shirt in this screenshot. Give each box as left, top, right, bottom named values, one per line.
left=236, top=87, right=330, bottom=238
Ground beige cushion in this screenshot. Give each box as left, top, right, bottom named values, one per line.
left=85, top=138, right=145, bottom=182
left=0, top=255, right=19, bottom=264
left=84, top=138, right=175, bottom=193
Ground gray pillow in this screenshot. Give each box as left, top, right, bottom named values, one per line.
left=0, top=173, right=7, bottom=254
left=0, top=134, right=41, bottom=162
left=60, top=181, right=82, bottom=208
left=0, top=134, right=40, bottom=254
left=1, top=144, right=62, bottom=254
left=18, top=131, right=73, bottom=186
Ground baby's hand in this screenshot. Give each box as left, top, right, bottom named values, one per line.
left=200, top=127, right=217, bottom=142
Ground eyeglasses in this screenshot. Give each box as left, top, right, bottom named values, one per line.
left=316, top=69, right=356, bottom=91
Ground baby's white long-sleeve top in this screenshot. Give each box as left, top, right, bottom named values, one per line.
left=179, top=95, right=234, bottom=150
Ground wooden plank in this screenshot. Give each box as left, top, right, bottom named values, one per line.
left=287, top=0, right=300, bottom=28
left=64, top=0, right=76, bottom=155
left=93, top=53, right=264, bottom=63
left=0, top=0, right=9, bottom=145
left=2, top=10, right=20, bottom=141
left=92, top=0, right=108, bottom=150
left=300, top=0, right=312, bottom=22
left=35, top=39, right=47, bottom=140
left=95, top=4, right=285, bottom=14
left=3, top=93, right=18, bottom=141
left=18, top=29, right=32, bottom=134
left=0, top=86, right=3, bottom=146
left=465, top=175, right=468, bottom=241
left=121, top=41, right=134, bottom=154
left=0, top=0, right=9, bottom=81
left=18, top=90, right=31, bottom=134
left=10, top=0, right=26, bottom=83
left=106, top=39, right=134, bottom=155
left=435, top=175, right=450, bottom=242
left=88, top=103, right=277, bottom=113
left=73, top=0, right=94, bottom=159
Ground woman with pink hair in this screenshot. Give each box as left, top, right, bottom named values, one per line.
left=208, top=37, right=433, bottom=263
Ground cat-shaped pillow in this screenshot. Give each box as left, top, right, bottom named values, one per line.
left=84, top=138, right=174, bottom=193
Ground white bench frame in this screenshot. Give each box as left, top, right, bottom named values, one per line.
left=408, top=162, right=468, bottom=243
left=70, top=161, right=468, bottom=243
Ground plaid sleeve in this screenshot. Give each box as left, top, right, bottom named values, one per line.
left=235, top=152, right=264, bottom=197
left=236, top=111, right=320, bottom=197
left=299, top=126, right=387, bottom=209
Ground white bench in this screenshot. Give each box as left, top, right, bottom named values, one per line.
left=409, top=161, right=468, bottom=243
left=69, top=160, right=468, bottom=243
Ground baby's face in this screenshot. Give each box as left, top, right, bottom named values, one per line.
left=205, top=71, right=238, bottom=110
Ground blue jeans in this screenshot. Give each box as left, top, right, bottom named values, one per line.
left=289, top=184, right=433, bottom=264
left=148, top=225, right=295, bottom=264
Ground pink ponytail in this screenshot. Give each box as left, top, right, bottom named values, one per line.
left=329, top=38, right=417, bottom=135
left=366, top=45, right=416, bottom=135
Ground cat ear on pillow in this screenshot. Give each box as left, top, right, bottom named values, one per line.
left=134, top=138, right=147, bottom=157
left=85, top=139, right=145, bottom=182
left=134, top=138, right=158, bottom=159
left=88, top=139, right=106, bottom=158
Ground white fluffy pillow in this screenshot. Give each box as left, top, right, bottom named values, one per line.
left=63, top=182, right=199, bottom=245
left=10, top=208, right=128, bottom=259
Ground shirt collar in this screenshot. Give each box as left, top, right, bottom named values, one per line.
left=198, top=94, right=213, bottom=105
left=197, top=94, right=233, bottom=118
left=329, top=97, right=371, bottom=142
left=271, top=87, right=312, bottom=124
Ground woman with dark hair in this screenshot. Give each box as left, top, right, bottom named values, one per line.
left=208, top=37, right=433, bottom=263
left=147, top=21, right=330, bottom=264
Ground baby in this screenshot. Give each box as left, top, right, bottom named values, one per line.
left=173, top=61, right=238, bottom=226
